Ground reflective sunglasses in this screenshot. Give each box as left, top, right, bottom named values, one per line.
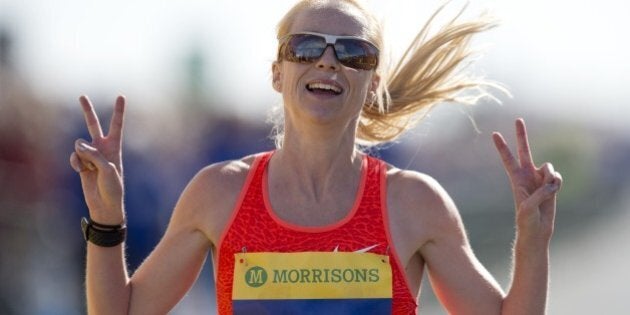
left=277, top=32, right=379, bottom=71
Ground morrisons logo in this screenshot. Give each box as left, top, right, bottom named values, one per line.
left=245, top=267, right=381, bottom=288
left=244, top=266, right=268, bottom=287
left=273, top=268, right=379, bottom=284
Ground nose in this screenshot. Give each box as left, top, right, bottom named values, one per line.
left=315, top=45, right=339, bottom=71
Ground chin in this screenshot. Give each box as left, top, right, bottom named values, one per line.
left=304, top=103, right=362, bottom=129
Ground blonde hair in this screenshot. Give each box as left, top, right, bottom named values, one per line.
left=274, top=0, right=505, bottom=147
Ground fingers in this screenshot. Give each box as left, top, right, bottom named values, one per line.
left=520, top=163, right=562, bottom=209
left=69, top=151, right=95, bottom=173
left=540, top=163, right=554, bottom=182
left=493, top=119, right=538, bottom=174
left=516, top=119, right=535, bottom=169
left=553, top=171, right=563, bottom=188
left=72, top=139, right=118, bottom=175
left=107, top=96, right=125, bottom=142
left=540, top=162, right=563, bottom=189
left=519, top=178, right=560, bottom=212
left=492, top=131, right=519, bottom=173
left=80, top=95, right=104, bottom=140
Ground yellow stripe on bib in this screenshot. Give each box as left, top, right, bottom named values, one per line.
left=232, top=252, right=392, bottom=300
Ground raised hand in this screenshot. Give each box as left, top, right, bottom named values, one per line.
left=492, top=119, right=563, bottom=243
left=69, top=95, right=126, bottom=225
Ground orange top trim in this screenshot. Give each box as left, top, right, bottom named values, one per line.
left=217, top=152, right=270, bottom=252
left=262, top=154, right=368, bottom=233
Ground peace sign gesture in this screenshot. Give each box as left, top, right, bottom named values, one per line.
left=492, top=119, right=563, bottom=243
left=69, top=95, right=126, bottom=225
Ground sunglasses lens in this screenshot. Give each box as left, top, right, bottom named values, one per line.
left=335, top=39, right=379, bottom=70
left=279, top=34, right=379, bottom=70
left=282, top=34, right=326, bottom=63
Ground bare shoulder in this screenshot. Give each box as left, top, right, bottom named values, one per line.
left=384, top=165, right=463, bottom=250
left=194, top=155, right=257, bottom=195
left=170, top=154, right=259, bottom=246
left=385, top=165, right=456, bottom=216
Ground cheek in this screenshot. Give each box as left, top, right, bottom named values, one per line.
left=280, top=65, right=305, bottom=95
left=348, top=74, right=372, bottom=100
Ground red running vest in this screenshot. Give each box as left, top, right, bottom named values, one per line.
left=216, top=151, right=417, bottom=314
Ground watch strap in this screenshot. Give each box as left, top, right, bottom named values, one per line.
left=81, top=217, right=127, bottom=247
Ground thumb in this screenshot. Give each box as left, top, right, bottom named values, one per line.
left=519, top=181, right=559, bottom=213
left=73, top=139, right=117, bottom=176
left=70, top=151, right=93, bottom=173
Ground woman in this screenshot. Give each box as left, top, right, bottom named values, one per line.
left=70, top=0, right=562, bottom=314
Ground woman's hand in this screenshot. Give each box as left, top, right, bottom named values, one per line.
left=69, top=95, right=126, bottom=225
left=492, top=119, right=563, bottom=244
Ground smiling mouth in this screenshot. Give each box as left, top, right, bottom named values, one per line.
left=306, top=82, right=343, bottom=95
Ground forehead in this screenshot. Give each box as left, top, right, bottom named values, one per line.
left=289, top=5, right=369, bottom=37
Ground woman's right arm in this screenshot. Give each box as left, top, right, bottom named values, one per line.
left=69, top=96, right=220, bottom=314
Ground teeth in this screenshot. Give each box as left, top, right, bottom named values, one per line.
left=307, top=83, right=342, bottom=94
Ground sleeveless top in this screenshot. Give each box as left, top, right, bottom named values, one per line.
left=216, top=151, right=417, bottom=314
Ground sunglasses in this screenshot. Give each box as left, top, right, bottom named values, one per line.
left=278, top=32, right=379, bottom=71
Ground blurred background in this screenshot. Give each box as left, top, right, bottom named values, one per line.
left=0, top=0, right=628, bottom=314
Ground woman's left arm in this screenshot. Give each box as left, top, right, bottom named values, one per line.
left=492, top=118, right=563, bottom=314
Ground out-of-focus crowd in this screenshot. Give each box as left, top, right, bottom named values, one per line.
left=0, top=28, right=277, bottom=314
left=2, top=26, right=630, bottom=314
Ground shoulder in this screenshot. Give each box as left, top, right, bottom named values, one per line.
left=384, top=164, right=464, bottom=246
left=171, top=153, right=262, bottom=245
left=193, top=154, right=258, bottom=193
left=385, top=165, right=456, bottom=215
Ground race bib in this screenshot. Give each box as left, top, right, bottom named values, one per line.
left=232, top=251, right=392, bottom=314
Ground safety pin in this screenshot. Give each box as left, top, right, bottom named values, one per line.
left=240, top=247, right=248, bottom=266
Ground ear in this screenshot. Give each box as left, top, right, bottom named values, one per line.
left=365, top=72, right=381, bottom=105
left=369, top=72, right=381, bottom=94
left=272, top=61, right=282, bottom=93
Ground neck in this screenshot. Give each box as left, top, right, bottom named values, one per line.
left=270, top=118, right=363, bottom=201
left=281, top=114, right=359, bottom=167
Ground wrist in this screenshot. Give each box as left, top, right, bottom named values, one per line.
left=81, top=217, right=127, bottom=247
left=88, top=208, right=125, bottom=226
left=514, top=235, right=550, bottom=257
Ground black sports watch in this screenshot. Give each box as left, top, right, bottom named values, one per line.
left=81, top=217, right=127, bottom=247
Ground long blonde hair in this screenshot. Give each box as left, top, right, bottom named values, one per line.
left=274, top=0, right=505, bottom=147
